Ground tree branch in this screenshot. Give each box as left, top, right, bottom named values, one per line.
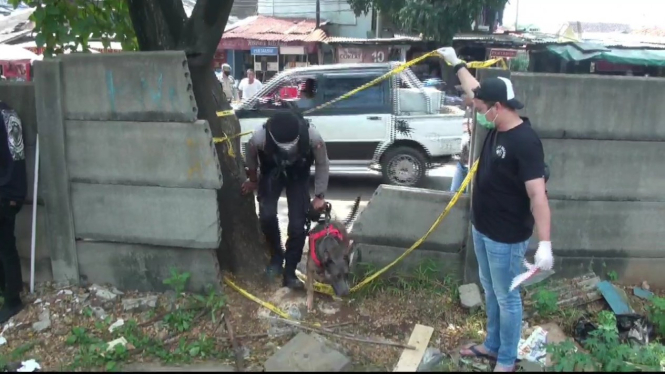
left=179, top=0, right=234, bottom=67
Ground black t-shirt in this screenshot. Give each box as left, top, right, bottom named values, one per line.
left=0, top=101, right=27, bottom=202
left=471, top=118, right=545, bottom=244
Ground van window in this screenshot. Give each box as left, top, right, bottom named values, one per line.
left=321, top=75, right=386, bottom=110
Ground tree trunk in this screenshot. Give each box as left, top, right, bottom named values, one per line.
left=126, top=0, right=266, bottom=278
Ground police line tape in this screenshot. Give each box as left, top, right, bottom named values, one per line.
left=212, top=50, right=497, bottom=317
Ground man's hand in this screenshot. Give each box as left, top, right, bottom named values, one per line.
left=436, top=47, right=462, bottom=66
left=241, top=179, right=257, bottom=195
left=311, top=196, right=325, bottom=211
left=534, top=241, right=554, bottom=270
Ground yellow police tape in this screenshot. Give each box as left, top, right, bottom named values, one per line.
left=215, top=50, right=499, bottom=317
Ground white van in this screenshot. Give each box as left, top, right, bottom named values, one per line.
left=234, top=62, right=464, bottom=187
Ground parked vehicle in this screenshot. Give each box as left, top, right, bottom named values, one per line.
left=234, top=62, right=464, bottom=187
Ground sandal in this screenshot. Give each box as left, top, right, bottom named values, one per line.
left=460, top=344, right=497, bottom=361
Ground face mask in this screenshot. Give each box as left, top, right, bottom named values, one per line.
left=223, top=71, right=230, bottom=76
left=476, top=107, right=497, bottom=129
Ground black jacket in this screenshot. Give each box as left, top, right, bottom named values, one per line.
left=0, top=101, right=27, bottom=202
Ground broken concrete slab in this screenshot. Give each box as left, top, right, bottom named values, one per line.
left=459, top=283, right=482, bottom=310
left=122, top=295, right=159, bottom=312
left=122, top=362, right=235, bottom=372
left=32, top=309, right=51, bottom=332
left=264, top=332, right=352, bottom=372
left=524, top=272, right=601, bottom=315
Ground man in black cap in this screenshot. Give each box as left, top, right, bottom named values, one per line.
left=0, top=100, right=27, bottom=323
left=241, top=110, right=329, bottom=289
left=437, top=47, right=553, bottom=372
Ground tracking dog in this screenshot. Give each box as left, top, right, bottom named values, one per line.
left=305, top=196, right=361, bottom=312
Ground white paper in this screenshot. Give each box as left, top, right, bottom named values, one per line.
left=108, top=319, right=124, bottom=333
left=17, top=359, right=41, bottom=372
left=517, top=326, right=548, bottom=365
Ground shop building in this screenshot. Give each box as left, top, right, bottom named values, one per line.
left=219, top=15, right=327, bottom=82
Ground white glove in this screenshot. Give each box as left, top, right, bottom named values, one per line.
left=534, top=241, right=554, bottom=270
left=436, top=47, right=462, bottom=66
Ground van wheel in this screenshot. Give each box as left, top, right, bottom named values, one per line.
left=380, top=146, right=427, bottom=187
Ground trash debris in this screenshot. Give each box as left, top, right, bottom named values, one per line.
left=106, top=337, right=128, bottom=352
left=0, top=336, right=6, bottom=346
left=417, top=347, right=445, bottom=371
left=517, top=326, right=548, bottom=365
left=17, top=359, right=41, bottom=372
left=597, top=281, right=634, bottom=315
left=573, top=316, right=597, bottom=346
left=617, top=314, right=654, bottom=346
left=642, top=281, right=650, bottom=291
left=633, top=287, right=654, bottom=301
left=108, top=319, right=124, bottom=333
left=57, top=289, right=73, bottom=296
left=524, top=273, right=601, bottom=316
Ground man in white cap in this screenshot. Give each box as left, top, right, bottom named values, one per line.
left=218, top=63, right=237, bottom=102
left=437, top=47, right=553, bottom=372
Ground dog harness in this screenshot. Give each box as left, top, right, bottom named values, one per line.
left=308, top=224, right=343, bottom=268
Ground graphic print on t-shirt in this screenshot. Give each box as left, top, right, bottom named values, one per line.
left=495, top=144, right=506, bottom=159
left=2, top=109, right=24, bottom=161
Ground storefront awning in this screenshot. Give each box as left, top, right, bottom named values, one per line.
left=547, top=42, right=665, bottom=67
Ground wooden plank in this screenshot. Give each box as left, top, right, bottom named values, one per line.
left=393, top=324, right=434, bottom=372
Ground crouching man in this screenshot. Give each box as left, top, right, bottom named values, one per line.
left=241, top=111, right=330, bottom=289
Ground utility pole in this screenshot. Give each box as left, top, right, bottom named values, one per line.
left=316, top=0, right=320, bottom=29
left=514, top=0, right=519, bottom=31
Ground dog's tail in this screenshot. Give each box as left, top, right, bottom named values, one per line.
left=343, top=196, right=362, bottom=228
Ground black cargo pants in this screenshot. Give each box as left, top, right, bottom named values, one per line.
left=0, top=199, right=23, bottom=305
left=257, top=173, right=310, bottom=277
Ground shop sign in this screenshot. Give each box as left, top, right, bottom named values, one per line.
left=337, top=46, right=390, bottom=63
left=251, top=46, right=278, bottom=56
left=0, top=60, right=31, bottom=81
left=489, top=48, right=519, bottom=58
left=219, top=38, right=317, bottom=54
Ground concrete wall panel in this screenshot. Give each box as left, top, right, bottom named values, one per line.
left=33, top=59, right=79, bottom=284
left=65, top=120, right=222, bottom=189
left=512, top=73, right=665, bottom=141
left=15, top=206, right=49, bottom=262
left=71, top=183, right=220, bottom=249
left=543, top=138, right=665, bottom=201
left=352, top=185, right=470, bottom=253
left=77, top=242, right=220, bottom=293
left=355, top=244, right=465, bottom=279
left=526, top=199, right=665, bottom=257
left=0, top=82, right=38, bottom=146
left=60, top=52, right=197, bottom=122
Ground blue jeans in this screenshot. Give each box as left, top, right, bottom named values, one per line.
left=450, top=161, right=468, bottom=193
left=472, top=225, right=529, bottom=367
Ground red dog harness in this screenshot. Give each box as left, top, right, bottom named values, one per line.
left=309, top=224, right=344, bottom=268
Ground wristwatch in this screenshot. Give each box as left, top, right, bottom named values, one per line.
left=315, top=193, right=325, bottom=199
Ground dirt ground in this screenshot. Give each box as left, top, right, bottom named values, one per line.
left=0, top=267, right=657, bottom=372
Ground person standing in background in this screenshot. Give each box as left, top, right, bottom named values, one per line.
left=0, top=100, right=27, bottom=324
left=238, top=69, right=263, bottom=101
left=218, top=63, right=237, bottom=103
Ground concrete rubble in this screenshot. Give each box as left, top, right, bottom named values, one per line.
left=459, top=283, right=483, bottom=310
left=264, top=332, right=352, bottom=372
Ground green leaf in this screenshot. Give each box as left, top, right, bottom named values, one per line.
left=106, top=361, right=117, bottom=372
left=65, top=335, right=78, bottom=345
left=189, top=346, right=200, bottom=356
left=34, top=34, right=46, bottom=48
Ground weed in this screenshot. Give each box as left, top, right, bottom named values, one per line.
left=163, top=267, right=191, bottom=296
left=548, top=310, right=665, bottom=372
left=647, top=296, right=665, bottom=337
left=531, top=288, right=559, bottom=317
left=607, top=270, right=619, bottom=282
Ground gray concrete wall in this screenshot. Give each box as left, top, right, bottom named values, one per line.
left=0, top=82, right=53, bottom=284
left=30, top=51, right=224, bottom=292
